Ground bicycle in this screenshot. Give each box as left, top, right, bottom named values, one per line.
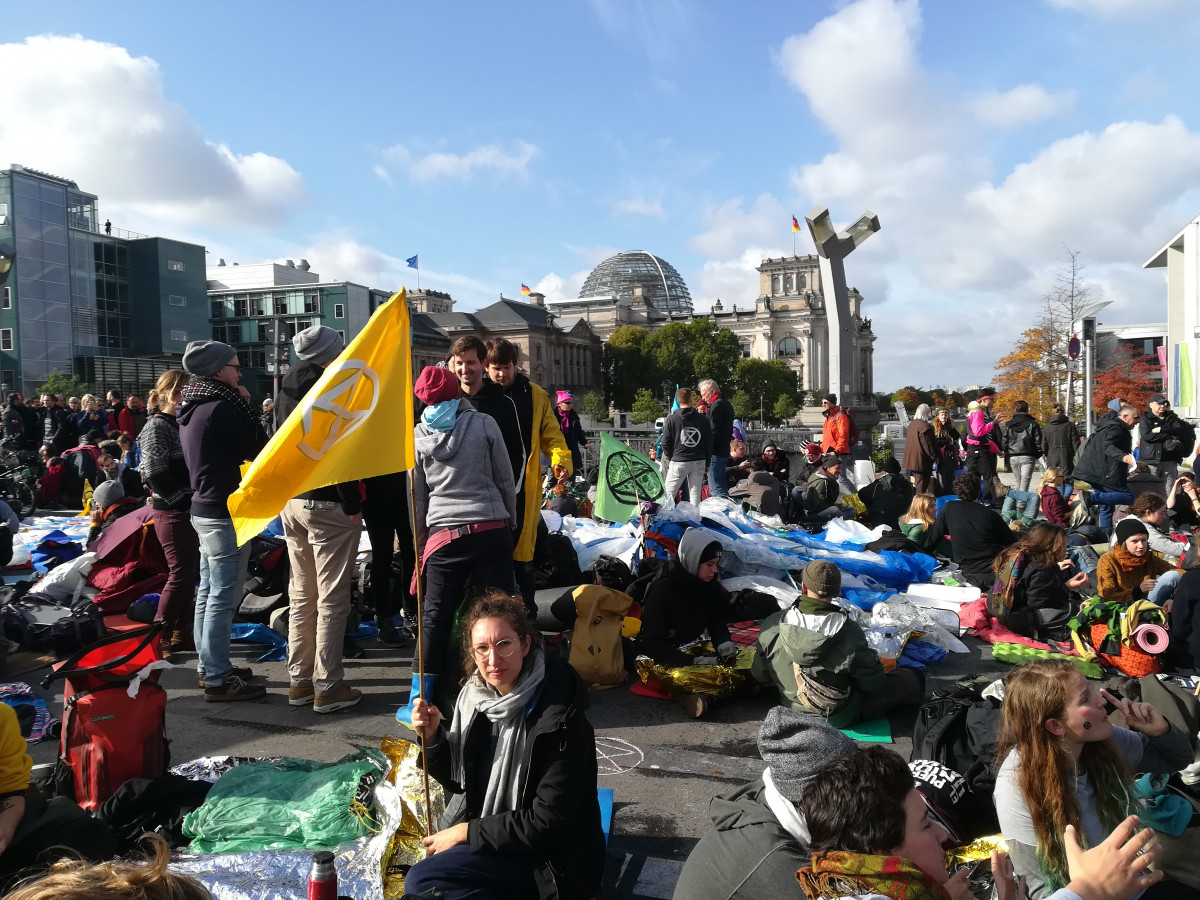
left=0, top=441, right=43, bottom=518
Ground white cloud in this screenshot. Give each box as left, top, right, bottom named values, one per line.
left=611, top=197, right=666, bottom=219
left=971, top=84, right=1076, bottom=128
left=1048, top=0, right=1182, bottom=15
left=686, top=0, right=1200, bottom=389
left=299, top=231, right=501, bottom=309
left=380, top=140, right=539, bottom=183
left=0, top=35, right=305, bottom=230
left=533, top=270, right=591, bottom=304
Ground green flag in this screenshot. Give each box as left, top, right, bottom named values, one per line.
left=594, top=432, right=666, bottom=523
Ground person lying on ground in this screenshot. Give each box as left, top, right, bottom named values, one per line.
left=994, top=658, right=1192, bottom=900
left=1117, top=492, right=1189, bottom=565
left=672, top=707, right=855, bottom=900
left=800, top=743, right=1166, bottom=900
left=753, top=560, right=922, bottom=728
left=730, top=459, right=784, bottom=518
left=0, top=704, right=116, bottom=889
left=990, top=524, right=1087, bottom=642
left=406, top=591, right=605, bottom=900
left=1096, top=518, right=1180, bottom=609
left=927, top=472, right=1016, bottom=590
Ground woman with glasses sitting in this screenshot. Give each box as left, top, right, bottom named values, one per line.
left=406, top=591, right=605, bottom=900
left=635, top=527, right=738, bottom=718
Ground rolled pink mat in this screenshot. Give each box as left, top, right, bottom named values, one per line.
left=1132, top=623, right=1170, bottom=655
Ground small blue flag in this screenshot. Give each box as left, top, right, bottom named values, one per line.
left=406, top=254, right=418, bottom=269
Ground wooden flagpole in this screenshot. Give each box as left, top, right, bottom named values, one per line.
left=406, top=472, right=434, bottom=839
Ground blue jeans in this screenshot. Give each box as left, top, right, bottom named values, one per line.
left=1002, top=489, right=1041, bottom=522
left=192, top=515, right=252, bottom=687
left=1090, top=489, right=1134, bottom=531
left=708, top=455, right=728, bottom=497
left=1148, top=569, right=1182, bottom=607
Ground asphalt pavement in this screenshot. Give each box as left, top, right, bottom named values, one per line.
left=23, top=606, right=1008, bottom=900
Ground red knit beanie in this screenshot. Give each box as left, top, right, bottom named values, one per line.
left=414, top=366, right=460, bottom=405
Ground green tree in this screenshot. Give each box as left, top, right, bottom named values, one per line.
left=604, top=325, right=658, bottom=409
left=581, top=392, right=609, bottom=421
left=36, top=369, right=90, bottom=399
left=773, top=393, right=798, bottom=422
left=642, top=318, right=741, bottom=397
left=630, top=388, right=665, bottom=424
left=732, top=359, right=799, bottom=411
left=948, top=391, right=965, bottom=410
left=731, top=390, right=756, bottom=421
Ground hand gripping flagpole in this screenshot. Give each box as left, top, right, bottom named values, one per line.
left=407, top=472, right=435, bottom=840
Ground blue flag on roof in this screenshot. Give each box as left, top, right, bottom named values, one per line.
left=406, top=254, right=418, bottom=269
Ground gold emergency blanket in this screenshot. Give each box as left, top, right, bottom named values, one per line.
left=634, top=644, right=757, bottom=698
left=381, top=735, right=446, bottom=899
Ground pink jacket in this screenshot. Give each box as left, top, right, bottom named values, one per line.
left=965, top=409, right=999, bottom=454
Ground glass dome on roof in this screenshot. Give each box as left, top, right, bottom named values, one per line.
left=578, top=251, right=693, bottom=315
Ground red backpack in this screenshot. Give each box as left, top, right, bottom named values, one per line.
left=43, top=624, right=168, bottom=810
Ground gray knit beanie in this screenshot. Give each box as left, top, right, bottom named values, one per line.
left=182, top=340, right=236, bottom=378
left=92, top=480, right=125, bottom=511
left=293, top=325, right=344, bottom=364
left=758, top=706, right=855, bottom=803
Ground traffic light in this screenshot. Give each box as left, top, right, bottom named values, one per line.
left=1082, top=317, right=1096, bottom=343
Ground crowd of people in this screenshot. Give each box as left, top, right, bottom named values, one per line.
left=7, top=339, right=1200, bottom=900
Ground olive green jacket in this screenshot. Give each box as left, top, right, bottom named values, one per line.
left=751, top=594, right=886, bottom=727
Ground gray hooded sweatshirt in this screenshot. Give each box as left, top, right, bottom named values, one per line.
left=413, top=400, right=517, bottom=547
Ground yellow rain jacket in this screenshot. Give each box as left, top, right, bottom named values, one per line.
left=508, top=373, right=572, bottom=562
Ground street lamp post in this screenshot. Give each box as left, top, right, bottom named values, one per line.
left=1072, top=301, right=1111, bottom=439
left=804, top=207, right=880, bottom=410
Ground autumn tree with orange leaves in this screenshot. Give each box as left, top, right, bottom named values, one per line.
left=1091, top=345, right=1159, bottom=412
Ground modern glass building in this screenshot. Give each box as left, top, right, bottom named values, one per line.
left=0, top=165, right=208, bottom=397
left=206, top=261, right=389, bottom=401
left=577, top=250, right=693, bottom=315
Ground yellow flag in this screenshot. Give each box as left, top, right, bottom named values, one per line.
left=228, top=290, right=415, bottom=546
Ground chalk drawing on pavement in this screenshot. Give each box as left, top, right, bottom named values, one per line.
left=596, top=736, right=644, bottom=774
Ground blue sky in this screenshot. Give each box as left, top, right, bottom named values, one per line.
left=3, top=0, right=1199, bottom=389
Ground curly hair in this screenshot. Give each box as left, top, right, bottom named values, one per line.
left=4, top=834, right=210, bottom=900
left=801, top=746, right=913, bottom=854
left=995, top=660, right=1136, bottom=891
left=458, top=590, right=543, bottom=683
left=1128, top=492, right=1167, bottom=519
left=953, top=472, right=980, bottom=502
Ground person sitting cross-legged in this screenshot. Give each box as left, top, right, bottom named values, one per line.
left=753, top=560, right=923, bottom=728
left=672, top=707, right=856, bottom=900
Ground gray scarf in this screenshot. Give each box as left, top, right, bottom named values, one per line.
left=449, top=650, right=546, bottom=818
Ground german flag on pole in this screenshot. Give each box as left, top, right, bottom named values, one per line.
left=521, top=284, right=531, bottom=296
left=792, top=215, right=800, bottom=232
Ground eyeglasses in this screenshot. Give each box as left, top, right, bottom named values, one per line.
left=224, top=364, right=242, bottom=373
left=471, top=638, right=519, bottom=661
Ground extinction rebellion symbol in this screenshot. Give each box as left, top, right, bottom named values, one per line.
left=604, top=450, right=666, bottom=505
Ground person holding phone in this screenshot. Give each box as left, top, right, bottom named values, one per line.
left=990, top=524, right=1087, bottom=641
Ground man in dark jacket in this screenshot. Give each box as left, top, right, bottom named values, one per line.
left=857, top=457, right=914, bottom=531
left=1140, top=393, right=1192, bottom=490
left=1003, top=400, right=1043, bottom=494
left=927, top=473, right=1016, bottom=589
left=700, top=378, right=735, bottom=498
left=1074, top=404, right=1138, bottom=531
left=661, top=387, right=712, bottom=507
left=2, top=393, right=38, bottom=450
left=1042, top=403, right=1080, bottom=477
left=273, top=325, right=363, bottom=714
left=673, top=707, right=856, bottom=900
left=179, top=339, right=269, bottom=702
left=450, top=336, right=524, bottom=494
left=902, top=407, right=937, bottom=494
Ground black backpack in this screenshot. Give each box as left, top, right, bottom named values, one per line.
left=535, top=532, right=584, bottom=589
left=910, top=685, right=1003, bottom=841
left=1176, top=420, right=1198, bottom=458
